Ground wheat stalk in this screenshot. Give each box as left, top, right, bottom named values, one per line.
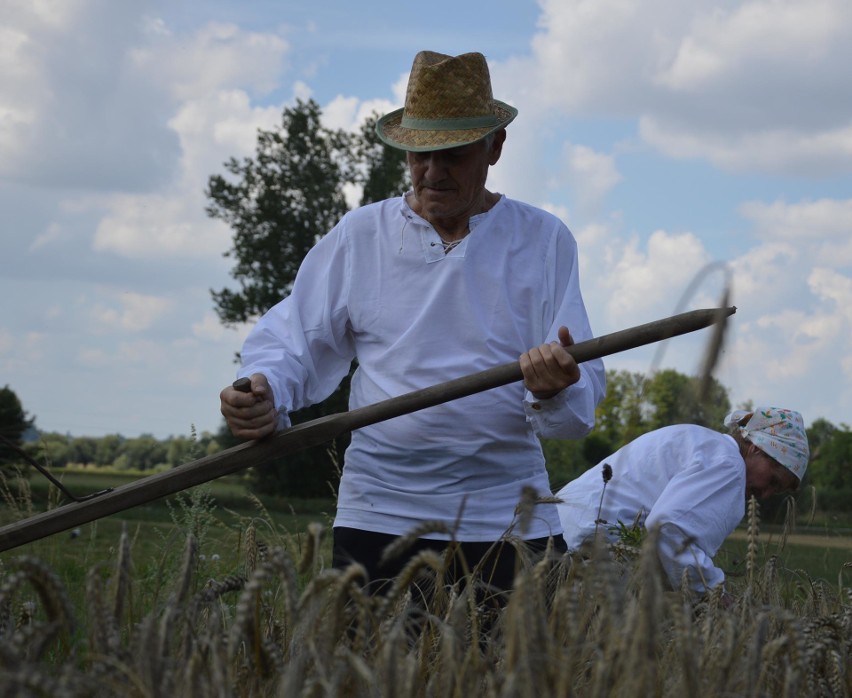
left=112, top=524, right=133, bottom=624
left=746, top=495, right=760, bottom=589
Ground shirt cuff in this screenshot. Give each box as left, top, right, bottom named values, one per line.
left=523, top=372, right=584, bottom=411
left=276, top=406, right=292, bottom=430
left=522, top=373, right=595, bottom=438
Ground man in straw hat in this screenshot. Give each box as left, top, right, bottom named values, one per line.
left=221, top=51, right=605, bottom=594
left=555, top=407, right=809, bottom=597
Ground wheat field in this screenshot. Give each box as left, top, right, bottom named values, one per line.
left=1, top=497, right=851, bottom=697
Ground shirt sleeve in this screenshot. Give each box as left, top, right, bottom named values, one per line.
left=645, top=446, right=745, bottom=594
left=523, top=370, right=600, bottom=437
left=522, top=220, right=606, bottom=439
left=655, top=522, right=727, bottom=593
left=237, top=224, right=356, bottom=426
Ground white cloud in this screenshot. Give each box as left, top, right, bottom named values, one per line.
left=753, top=308, right=841, bottom=380
left=76, top=338, right=170, bottom=370
left=640, top=120, right=852, bottom=175
left=0, top=330, right=46, bottom=373
left=90, top=80, right=399, bottom=260
left=292, top=80, right=313, bottom=101
left=28, top=223, right=66, bottom=251
left=323, top=95, right=396, bottom=133
left=642, top=0, right=852, bottom=173
left=809, top=267, right=852, bottom=324
left=192, top=313, right=248, bottom=342
left=86, top=32, right=290, bottom=261
left=738, top=198, right=852, bottom=265
left=390, top=71, right=408, bottom=106
left=91, top=194, right=229, bottom=258
left=0, top=2, right=184, bottom=189
left=170, top=90, right=282, bottom=175
left=76, top=347, right=109, bottom=368
left=322, top=95, right=360, bottom=130
left=495, top=0, right=852, bottom=175
left=596, top=229, right=711, bottom=321
left=1, top=8, right=292, bottom=261
left=0, top=328, right=12, bottom=354
left=131, top=21, right=290, bottom=101
left=573, top=221, right=610, bottom=249
left=561, top=143, right=621, bottom=215
left=88, top=292, right=173, bottom=332
left=497, top=0, right=689, bottom=113
left=114, top=339, right=171, bottom=366
left=17, top=0, right=83, bottom=27
left=658, top=0, right=845, bottom=91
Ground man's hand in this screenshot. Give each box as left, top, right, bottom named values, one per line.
left=220, top=373, right=278, bottom=439
left=520, top=326, right=581, bottom=400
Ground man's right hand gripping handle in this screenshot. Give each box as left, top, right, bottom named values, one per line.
left=220, top=373, right=278, bottom=440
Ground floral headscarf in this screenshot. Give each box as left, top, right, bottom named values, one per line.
left=724, top=407, right=810, bottom=479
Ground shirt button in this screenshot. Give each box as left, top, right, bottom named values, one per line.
left=531, top=402, right=542, bottom=410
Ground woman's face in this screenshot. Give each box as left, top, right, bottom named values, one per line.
left=744, top=444, right=799, bottom=500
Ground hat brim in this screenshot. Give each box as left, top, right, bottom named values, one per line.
left=375, top=101, right=518, bottom=152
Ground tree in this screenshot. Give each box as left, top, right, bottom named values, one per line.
left=95, top=434, right=125, bottom=467
left=806, top=417, right=838, bottom=460
left=0, top=385, right=34, bottom=467
left=593, top=370, right=647, bottom=448
left=355, top=113, right=410, bottom=205
left=644, top=369, right=730, bottom=432
left=208, top=99, right=356, bottom=323
left=119, top=435, right=168, bottom=471
left=807, top=421, right=852, bottom=490
left=29, top=432, right=72, bottom=469
left=207, top=100, right=407, bottom=498
left=69, top=436, right=98, bottom=465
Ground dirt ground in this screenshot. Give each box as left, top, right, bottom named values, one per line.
left=728, top=529, right=852, bottom=551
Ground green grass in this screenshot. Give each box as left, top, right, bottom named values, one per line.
left=5, top=469, right=851, bottom=599
left=1, top=469, right=337, bottom=599
left=718, top=533, right=852, bottom=586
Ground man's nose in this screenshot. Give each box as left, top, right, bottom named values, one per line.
left=421, top=152, right=449, bottom=176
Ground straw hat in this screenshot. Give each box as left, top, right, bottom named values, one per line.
left=376, top=51, right=518, bottom=152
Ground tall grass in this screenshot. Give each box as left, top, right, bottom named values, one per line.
left=1, top=493, right=850, bottom=697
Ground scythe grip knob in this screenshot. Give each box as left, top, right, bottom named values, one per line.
left=232, top=377, right=252, bottom=393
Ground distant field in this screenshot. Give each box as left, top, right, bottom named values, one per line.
left=0, top=468, right=337, bottom=572
left=728, top=528, right=852, bottom=551
left=4, top=469, right=851, bottom=584
left=5, top=467, right=335, bottom=518
left=717, top=527, right=852, bottom=584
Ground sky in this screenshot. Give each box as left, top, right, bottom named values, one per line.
left=1, top=0, right=851, bottom=440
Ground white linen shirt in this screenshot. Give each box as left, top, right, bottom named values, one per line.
left=555, top=424, right=746, bottom=593
left=239, top=193, right=606, bottom=541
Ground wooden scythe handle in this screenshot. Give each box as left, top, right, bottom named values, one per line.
left=0, top=305, right=735, bottom=553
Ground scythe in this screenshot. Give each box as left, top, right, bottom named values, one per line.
left=0, top=306, right=735, bottom=553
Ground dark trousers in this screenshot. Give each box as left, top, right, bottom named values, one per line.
left=332, top=526, right=567, bottom=596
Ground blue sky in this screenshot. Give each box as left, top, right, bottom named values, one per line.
left=2, top=0, right=851, bottom=439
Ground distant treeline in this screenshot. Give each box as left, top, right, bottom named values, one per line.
left=21, top=428, right=226, bottom=473
left=8, top=369, right=852, bottom=511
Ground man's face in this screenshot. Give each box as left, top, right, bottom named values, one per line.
left=406, top=131, right=505, bottom=229
left=745, top=447, right=799, bottom=500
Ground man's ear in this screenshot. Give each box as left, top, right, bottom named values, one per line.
left=489, top=129, right=507, bottom=165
